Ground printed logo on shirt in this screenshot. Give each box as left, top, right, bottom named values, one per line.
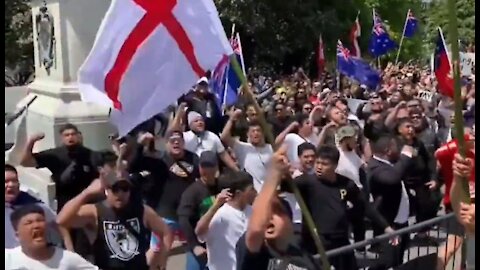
left=340, top=189, right=347, bottom=200
left=200, top=196, right=215, bottom=216
left=169, top=161, right=194, bottom=178
left=103, top=218, right=141, bottom=261
left=267, top=259, right=308, bottom=270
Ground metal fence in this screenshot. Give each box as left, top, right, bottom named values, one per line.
left=314, top=213, right=473, bottom=270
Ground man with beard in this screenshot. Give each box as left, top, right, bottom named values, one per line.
left=269, top=102, right=293, bottom=137
left=20, top=123, right=99, bottom=211
left=6, top=204, right=98, bottom=269
left=131, top=130, right=199, bottom=269
left=170, top=103, right=239, bottom=172
left=20, top=123, right=100, bottom=258
left=57, top=151, right=171, bottom=270
left=221, top=109, right=273, bottom=192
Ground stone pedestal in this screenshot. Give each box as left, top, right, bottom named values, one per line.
left=8, top=0, right=114, bottom=209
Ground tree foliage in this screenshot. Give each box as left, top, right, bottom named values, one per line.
left=4, top=0, right=475, bottom=80
left=5, top=0, right=33, bottom=70
left=423, top=0, right=475, bottom=49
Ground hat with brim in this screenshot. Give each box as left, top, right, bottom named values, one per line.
left=336, top=125, right=357, bottom=142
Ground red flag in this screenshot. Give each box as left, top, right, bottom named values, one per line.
left=434, top=28, right=454, bottom=98
left=317, top=35, right=325, bottom=77
left=350, top=13, right=361, bottom=57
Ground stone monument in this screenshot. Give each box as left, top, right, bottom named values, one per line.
left=8, top=0, right=114, bottom=209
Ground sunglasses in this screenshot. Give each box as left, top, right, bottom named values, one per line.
left=303, top=107, right=313, bottom=111
left=110, top=182, right=131, bottom=193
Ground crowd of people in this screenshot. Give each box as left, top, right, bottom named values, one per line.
left=4, top=61, right=476, bottom=270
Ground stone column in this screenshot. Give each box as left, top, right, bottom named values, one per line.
left=9, top=0, right=114, bottom=209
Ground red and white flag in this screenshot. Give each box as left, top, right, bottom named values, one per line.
left=78, top=0, right=233, bottom=135
left=317, top=35, right=325, bottom=77
left=350, top=13, right=361, bottom=57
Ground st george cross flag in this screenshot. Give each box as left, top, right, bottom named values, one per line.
left=434, top=28, right=454, bottom=98
left=349, top=13, right=361, bottom=57
left=403, top=9, right=418, bottom=38
left=369, top=9, right=397, bottom=57
left=337, top=40, right=380, bottom=90
left=317, top=35, right=326, bottom=76
left=78, top=0, right=233, bottom=136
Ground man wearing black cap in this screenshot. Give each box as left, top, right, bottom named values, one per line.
left=56, top=151, right=172, bottom=270
left=177, top=151, right=226, bottom=270
left=236, top=145, right=322, bottom=270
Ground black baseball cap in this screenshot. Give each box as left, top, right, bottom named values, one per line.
left=199, top=151, right=218, bottom=167
left=273, top=196, right=293, bottom=220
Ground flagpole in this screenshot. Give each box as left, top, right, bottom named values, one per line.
left=445, top=0, right=470, bottom=210
left=236, top=32, right=247, bottom=76
left=438, top=27, right=452, bottom=65
left=395, top=9, right=410, bottom=65
left=230, top=55, right=331, bottom=270
left=222, top=24, right=237, bottom=110
left=445, top=0, right=472, bottom=265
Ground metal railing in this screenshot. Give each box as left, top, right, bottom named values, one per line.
left=313, top=213, right=472, bottom=270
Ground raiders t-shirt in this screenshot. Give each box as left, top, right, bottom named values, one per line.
left=235, top=234, right=321, bottom=270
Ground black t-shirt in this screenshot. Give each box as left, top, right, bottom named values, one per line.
left=283, top=173, right=388, bottom=253
left=177, top=180, right=221, bottom=251
left=235, top=234, right=321, bottom=270
left=269, top=116, right=293, bottom=137
left=34, top=145, right=100, bottom=211
left=154, top=151, right=199, bottom=220
left=127, top=147, right=199, bottom=220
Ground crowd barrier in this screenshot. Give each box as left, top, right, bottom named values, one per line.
left=314, top=213, right=474, bottom=270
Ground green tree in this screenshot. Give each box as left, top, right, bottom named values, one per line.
left=424, top=0, right=475, bottom=49
left=5, top=0, right=33, bottom=70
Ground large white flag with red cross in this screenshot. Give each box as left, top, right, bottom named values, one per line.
left=78, top=0, right=233, bottom=136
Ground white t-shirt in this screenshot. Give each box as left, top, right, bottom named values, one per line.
left=336, top=149, right=364, bottom=188
left=5, top=203, right=57, bottom=249
left=282, top=169, right=312, bottom=225
left=200, top=204, right=251, bottom=270
left=5, top=246, right=99, bottom=270
left=284, top=133, right=319, bottom=168
left=183, top=130, right=225, bottom=157
left=233, top=141, right=273, bottom=192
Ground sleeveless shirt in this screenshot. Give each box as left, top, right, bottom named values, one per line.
left=93, top=201, right=149, bottom=270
